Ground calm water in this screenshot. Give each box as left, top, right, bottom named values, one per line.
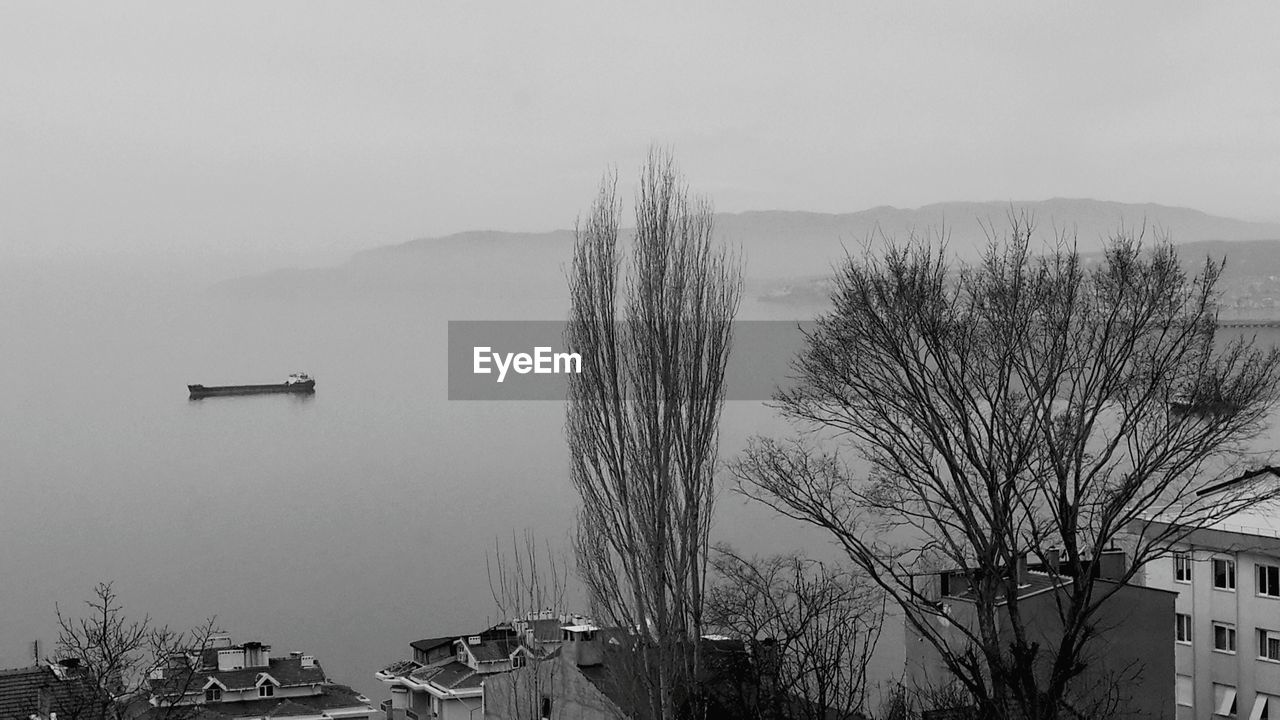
left=4, top=264, right=1276, bottom=699
left=0, top=267, right=823, bottom=698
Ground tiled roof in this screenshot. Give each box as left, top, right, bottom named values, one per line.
left=407, top=662, right=481, bottom=692
left=407, top=637, right=454, bottom=655
left=155, top=658, right=326, bottom=697
left=463, top=639, right=519, bottom=663
left=423, top=663, right=481, bottom=691
left=375, top=661, right=420, bottom=678
left=140, top=684, right=370, bottom=720
left=0, top=666, right=105, bottom=720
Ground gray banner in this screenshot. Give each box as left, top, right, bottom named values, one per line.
left=447, top=320, right=814, bottom=401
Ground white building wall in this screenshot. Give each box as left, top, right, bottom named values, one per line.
left=1145, top=543, right=1280, bottom=720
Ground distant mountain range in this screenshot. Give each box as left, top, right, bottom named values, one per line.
left=215, top=199, right=1280, bottom=313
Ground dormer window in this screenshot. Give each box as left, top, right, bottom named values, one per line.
left=204, top=688, right=221, bottom=703
left=256, top=674, right=280, bottom=697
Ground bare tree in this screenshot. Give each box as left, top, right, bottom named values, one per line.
left=52, top=582, right=217, bottom=720
left=736, top=219, right=1280, bottom=720
left=486, top=530, right=572, bottom=720
left=705, top=546, right=884, bottom=720
left=565, top=147, right=742, bottom=720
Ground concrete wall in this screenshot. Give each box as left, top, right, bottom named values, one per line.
left=904, top=580, right=1174, bottom=719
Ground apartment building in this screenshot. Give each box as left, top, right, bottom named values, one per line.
left=1133, top=501, right=1280, bottom=720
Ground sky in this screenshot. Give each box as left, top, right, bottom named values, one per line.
left=2, top=2, right=1279, bottom=272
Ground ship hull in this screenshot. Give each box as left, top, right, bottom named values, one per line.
left=188, top=380, right=315, bottom=398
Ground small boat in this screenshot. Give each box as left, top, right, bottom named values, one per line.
left=188, top=373, right=316, bottom=398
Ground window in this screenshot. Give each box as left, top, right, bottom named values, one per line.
left=204, top=688, right=222, bottom=703
left=540, top=696, right=552, bottom=719
left=1259, top=629, right=1280, bottom=662
left=258, top=684, right=274, bottom=697
left=1259, top=564, right=1280, bottom=597
left=1215, top=683, right=1238, bottom=717
left=1215, top=558, right=1237, bottom=590
left=1175, top=552, right=1193, bottom=583
left=1214, top=622, right=1238, bottom=653
left=1251, top=694, right=1276, bottom=720
left=1177, top=675, right=1193, bottom=707
left=511, top=654, right=525, bottom=669
left=1176, top=613, right=1193, bottom=644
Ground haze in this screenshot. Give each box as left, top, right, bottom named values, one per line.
left=3, top=2, right=1280, bottom=281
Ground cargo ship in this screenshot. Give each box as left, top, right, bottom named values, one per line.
left=188, top=373, right=315, bottom=398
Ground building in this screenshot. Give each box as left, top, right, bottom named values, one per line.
left=146, top=635, right=375, bottom=720
left=376, top=611, right=602, bottom=720
left=376, top=624, right=533, bottom=720
left=483, top=626, right=765, bottom=720
left=1130, top=495, right=1280, bottom=720
left=480, top=626, right=626, bottom=720
left=903, top=551, right=1175, bottom=719
left=381, top=615, right=762, bottom=720
left=0, top=662, right=105, bottom=720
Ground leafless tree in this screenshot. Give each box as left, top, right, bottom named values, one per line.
left=486, top=530, right=572, bottom=720
left=52, top=582, right=217, bottom=720
left=736, top=218, right=1280, bottom=720
left=565, top=147, right=742, bottom=720
left=705, top=546, right=884, bottom=720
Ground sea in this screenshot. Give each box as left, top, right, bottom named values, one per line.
left=3, top=257, right=1277, bottom=703
left=0, top=260, right=828, bottom=699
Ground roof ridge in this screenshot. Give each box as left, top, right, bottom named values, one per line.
left=0, top=665, right=49, bottom=677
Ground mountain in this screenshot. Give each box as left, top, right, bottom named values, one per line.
left=213, top=200, right=1280, bottom=313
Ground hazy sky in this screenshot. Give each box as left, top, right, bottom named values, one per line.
left=3, top=2, right=1278, bottom=268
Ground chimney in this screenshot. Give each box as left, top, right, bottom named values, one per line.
left=300, top=655, right=315, bottom=668
left=1046, top=549, right=1061, bottom=575
left=1097, top=548, right=1127, bottom=581
left=1015, top=553, right=1029, bottom=586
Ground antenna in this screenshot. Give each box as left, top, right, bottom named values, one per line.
left=32, top=640, right=40, bottom=664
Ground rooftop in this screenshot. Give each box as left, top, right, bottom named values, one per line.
left=407, top=637, right=455, bottom=655
left=408, top=662, right=482, bottom=692
left=141, top=684, right=371, bottom=720
left=153, top=656, right=327, bottom=697
left=0, top=665, right=105, bottom=720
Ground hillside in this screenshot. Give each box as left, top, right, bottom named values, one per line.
left=213, top=200, right=1280, bottom=313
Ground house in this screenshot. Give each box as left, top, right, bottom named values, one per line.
left=0, top=661, right=105, bottom=720
left=145, top=635, right=374, bottom=720
left=379, top=613, right=764, bottom=720
left=480, top=625, right=627, bottom=720
left=903, top=551, right=1175, bottom=719
left=482, top=625, right=764, bottom=720
left=375, top=624, right=533, bottom=720
left=1128, top=491, right=1280, bottom=720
